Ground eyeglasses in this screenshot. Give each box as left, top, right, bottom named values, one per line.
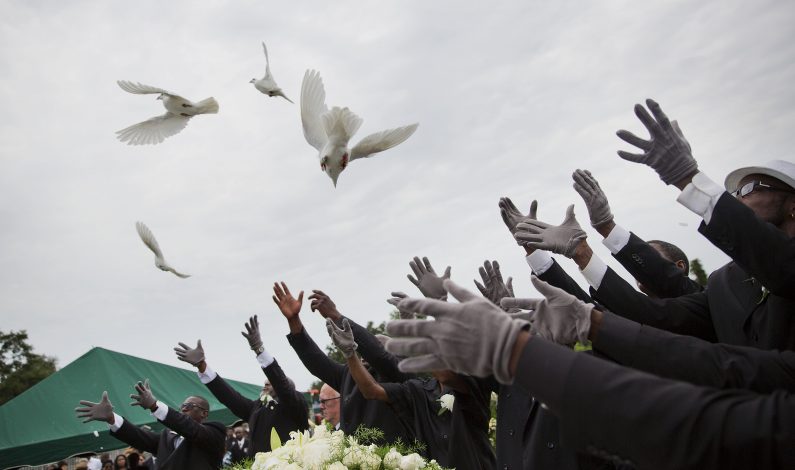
left=319, top=396, right=341, bottom=405
left=732, top=181, right=795, bottom=198
left=180, top=402, right=208, bottom=412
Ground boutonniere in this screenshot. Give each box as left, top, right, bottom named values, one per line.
left=758, top=286, right=770, bottom=305
left=260, top=394, right=275, bottom=408
left=437, top=394, right=454, bottom=415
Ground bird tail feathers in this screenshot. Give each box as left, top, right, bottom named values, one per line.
left=195, top=97, right=219, bottom=114
left=322, top=106, right=362, bottom=143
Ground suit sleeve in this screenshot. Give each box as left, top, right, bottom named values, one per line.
left=286, top=328, right=347, bottom=392
left=204, top=373, right=257, bottom=421
left=699, top=193, right=795, bottom=298
left=591, top=267, right=717, bottom=342
left=613, top=232, right=703, bottom=298
left=514, top=337, right=795, bottom=470
left=594, top=311, right=795, bottom=393
left=537, top=259, right=594, bottom=303
left=109, top=419, right=161, bottom=454
left=160, top=407, right=225, bottom=449
left=263, top=359, right=309, bottom=424
left=346, top=317, right=413, bottom=383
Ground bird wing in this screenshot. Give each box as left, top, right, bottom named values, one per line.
left=350, top=123, right=419, bottom=160
left=135, top=222, right=164, bottom=259
left=166, top=266, right=191, bottom=278
left=262, top=42, right=273, bottom=79
left=116, top=112, right=191, bottom=145
left=117, top=80, right=185, bottom=100
left=300, top=69, right=329, bottom=152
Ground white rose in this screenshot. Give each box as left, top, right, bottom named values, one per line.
left=438, top=393, right=454, bottom=413
left=383, top=448, right=402, bottom=469
left=327, top=463, right=348, bottom=470
left=400, top=453, right=426, bottom=470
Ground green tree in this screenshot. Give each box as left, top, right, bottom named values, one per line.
left=690, top=258, right=708, bottom=286
left=0, top=330, right=57, bottom=405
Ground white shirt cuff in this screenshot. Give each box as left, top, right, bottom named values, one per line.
left=197, top=365, right=218, bottom=384
left=257, top=349, right=275, bottom=368
left=602, top=224, right=631, bottom=254
left=580, top=253, right=608, bottom=290
left=526, top=251, right=554, bottom=275
left=108, top=413, right=124, bottom=431
left=676, top=171, right=724, bottom=225
left=152, top=401, right=168, bottom=420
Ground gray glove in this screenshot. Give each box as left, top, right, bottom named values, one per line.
left=473, top=260, right=518, bottom=312
left=174, top=340, right=205, bottom=367
left=514, top=204, right=586, bottom=258
left=130, top=379, right=157, bottom=411
left=498, top=198, right=537, bottom=245
left=326, top=318, right=358, bottom=358
left=572, top=169, right=613, bottom=227
left=407, top=256, right=451, bottom=301
left=387, top=291, right=416, bottom=319
left=616, top=99, right=697, bottom=185
left=242, top=315, right=264, bottom=353
left=385, top=279, right=529, bottom=384
left=76, top=391, right=114, bottom=423
left=500, top=276, right=593, bottom=345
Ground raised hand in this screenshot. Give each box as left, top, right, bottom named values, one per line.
left=572, top=169, right=614, bottom=228
left=500, top=277, right=593, bottom=345
left=387, top=291, right=415, bottom=319
left=385, top=279, right=529, bottom=383
left=308, top=290, right=341, bottom=321
left=272, top=281, right=304, bottom=321
left=498, top=197, right=538, bottom=246
left=407, top=256, right=451, bottom=300
left=130, top=379, right=157, bottom=411
left=514, top=204, right=586, bottom=258
left=473, top=260, right=517, bottom=311
left=174, top=339, right=205, bottom=367
left=76, top=391, right=115, bottom=424
left=616, top=99, right=697, bottom=185
left=242, top=315, right=264, bottom=352
left=326, top=318, right=358, bottom=358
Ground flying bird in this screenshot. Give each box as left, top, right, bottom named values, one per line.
left=300, top=69, right=419, bottom=187
left=135, top=221, right=190, bottom=278
left=116, top=80, right=219, bottom=145
left=250, top=42, right=293, bottom=103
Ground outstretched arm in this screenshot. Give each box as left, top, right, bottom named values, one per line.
left=326, top=318, right=389, bottom=402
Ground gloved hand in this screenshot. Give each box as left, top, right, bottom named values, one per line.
left=514, top=205, right=586, bottom=258
left=473, top=260, right=518, bottom=312
left=326, top=318, right=358, bottom=358
left=242, top=315, right=264, bottom=353
left=309, top=290, right=341, bottom=320
left=407, top=256, right=451, bottom=301
left=174, top=339, right=205, bottom=367
left=572, top=169, right=613, bottom=227
left=76, top=391, right=115, bottom=424
left=616, top=99, right=697, bottom=185
left=387, top=291, right=416, bottom=319
left=272, top=282, right=304, bottom=321
left=130, top=379, right=157, bottom=411
left=498, top=198, right=537, bottom=245
left=499, top=277, right=594, bottom=345
left=385, top=279, right=530, bottom=384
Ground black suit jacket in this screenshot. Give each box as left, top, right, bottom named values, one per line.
left=448, top=376, right=496, bottom=470
left=613, top=231, right=702, bottom=298
left=286, top=328, right=413, bottom=444
left=110, top=408, right=226, bottom=470
left=346, top=317, right=415, bottom=383
left=515, top=337, right=795, bottom=470
left=204, top=360, right=308, bottom=456
left=228, top=437, right=250, bottom=464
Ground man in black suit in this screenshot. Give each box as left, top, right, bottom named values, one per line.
left=227, top=426, right=249, bottom=464
left=76, top=380, right=226, bottom=470
left=174, top=315, right=309, bottom=457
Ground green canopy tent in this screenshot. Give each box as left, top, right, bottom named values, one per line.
left=0, top=347, right=268, bottom=469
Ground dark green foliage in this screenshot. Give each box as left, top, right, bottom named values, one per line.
left=0, top=330, right=57, bottom=405
left=690, top=258, right=708, bottom=286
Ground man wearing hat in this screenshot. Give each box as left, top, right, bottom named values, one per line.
left=598, top=98, right=795, bottom=350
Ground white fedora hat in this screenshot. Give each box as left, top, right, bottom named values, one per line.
left=724, top=159, right=795, bottom=192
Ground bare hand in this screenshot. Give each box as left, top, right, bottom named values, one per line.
left=272, top=281, right=304, bottom=320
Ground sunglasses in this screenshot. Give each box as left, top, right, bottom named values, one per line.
left=319, top=396, right=341, bottom=405
left=180, top=402, right=208, bottom=412
left=732, top=181, right=795, bottom=198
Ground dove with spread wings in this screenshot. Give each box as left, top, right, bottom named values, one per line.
left=116, top=80, right=219, bottom=145
left=300, top=69, right=418, bottom=187
left=135, top=221, right=190, bottom=278
left=250, top=42, right=293, bottom=103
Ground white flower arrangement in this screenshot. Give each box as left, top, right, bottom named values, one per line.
left=437, top=394, right=454, bottom=415
left=242, top=426, right=449, bottom=470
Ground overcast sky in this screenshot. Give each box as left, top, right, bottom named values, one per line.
left=2, top=0, right=794, bottom=393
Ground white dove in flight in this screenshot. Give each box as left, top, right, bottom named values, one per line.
left=300, top=69, right=419, bottom=187
left=135, top=222, right=191, bottom=278
left=116, top=80, right=219, bottom=145
left=250, top=42, right=293, bottom=103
